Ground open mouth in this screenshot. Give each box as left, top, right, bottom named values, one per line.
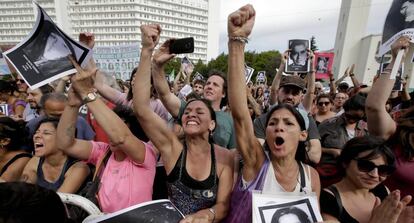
left=275, top=137, right=285, bottom=146
left=186, top=120, right=199, bottom=126
left=34, top=143, right=44, bottom=149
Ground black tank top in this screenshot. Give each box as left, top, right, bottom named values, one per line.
left=166, top=143, right=219, bottom=215
left=0, top=153, right=32, bottom=176
left=37, top=157, right=78, bottom=191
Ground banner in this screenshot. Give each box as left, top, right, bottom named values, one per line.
left=4, top=1, right=92, bottom=89
left=93, top=44, right=140, bottom=81
left=314, top=52, right=334, bottom=79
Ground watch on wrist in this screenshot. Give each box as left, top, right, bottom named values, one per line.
left=82, top=91, right=97, bottom=104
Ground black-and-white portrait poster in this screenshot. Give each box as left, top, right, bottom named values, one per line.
left=379, top=0, right=414, bottom=56
left=286, top=39, right=310, bottom=73
left=256, top=71, right=266, bottom=84
left=245, top=64, right=255, bottom=84
left=0, top=104, right=9, bottom=116
left=252, top=192, right=322, bottom=223
left=85, top=200, right=184, bottom=223
left=4, top=1, right=92, bottom=89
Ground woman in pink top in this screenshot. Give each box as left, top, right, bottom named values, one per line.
left=56, top=57, right=156, bottom=213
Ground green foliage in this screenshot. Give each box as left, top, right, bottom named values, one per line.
left=164, top=50, right=282, bottom=84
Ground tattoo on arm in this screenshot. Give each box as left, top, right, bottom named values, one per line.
left=66, top=124, right=76, bottom=137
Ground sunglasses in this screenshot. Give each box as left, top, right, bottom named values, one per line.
left=318, top=102, right=330, bottom=106
left=16, top=79, right=24, bottom=83
left=354, top=159, right=395, bottom=177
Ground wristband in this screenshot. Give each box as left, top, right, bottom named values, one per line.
left=229, top=36, right=249, bottom=44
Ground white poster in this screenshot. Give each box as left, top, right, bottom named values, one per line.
left=245, top=64, right=255, bottom=84
left=93, top=44, right=140, bottom=81
left=252, top=192, right=322, bottom=223
left=379, top=0, right=414, bottom=56
left=4, top=1, right=92, bottom=89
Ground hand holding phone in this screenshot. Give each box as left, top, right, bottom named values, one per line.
left=169, top=37, right=194, bottom=54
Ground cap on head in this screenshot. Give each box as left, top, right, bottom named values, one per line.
left=279, top=75, right=306, bottom=90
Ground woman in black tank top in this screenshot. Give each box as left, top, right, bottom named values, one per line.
left=20, top=117, right=90, bottom=193
left=0, top=117, right=32, bottom=182
left=133, top=27, right=235, bottom=222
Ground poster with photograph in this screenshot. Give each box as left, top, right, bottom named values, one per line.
left=93, top=44, right=140, bottom=81
left=0, top=104, right=9, bottom=116
left=4, top=1, right=92, bottom=89
left=252, top=192, right=322, bottom=223
left=256, top=71, right=266, bottom=84
left=245, top=64, right=255, bottom=84
left=0, top=49, right=11, bottom=76
left=314, top=52, right=334, bottom=79
left=181, top=56, right=194, bottom=76
left=381, top=62, right=404, bottom=91
left=85, top=199, right=184, bottom=223
left=379, top=0, right=414, bottom=57
left=193, top=72, right=204, bottom=81
left=286, top=39, right=310, bottom=73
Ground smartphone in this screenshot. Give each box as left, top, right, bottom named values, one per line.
left=169, top=37, right=194, bottom=54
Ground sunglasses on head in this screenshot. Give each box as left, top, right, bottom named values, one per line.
left=354, top=158, right=395, bottom=177
left=318, top=102, right=330, bottom=106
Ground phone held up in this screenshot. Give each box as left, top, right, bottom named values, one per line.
left=169, top=37, right=194, bottom=54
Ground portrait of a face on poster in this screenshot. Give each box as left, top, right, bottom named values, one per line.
left=286, top=39, right=310, bottom=73
left=314, top=52, right=334, bottom=80
left=252, top=192, right=322, bottom=223
left=4, top=1, right=92, bottom=89
left=245, top=64, right=255, bottom=84
left=379, top=0, right=414, bottom=57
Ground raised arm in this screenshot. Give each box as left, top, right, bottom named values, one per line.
left=335, top=66, right=349, bottom=86
left=151, top=45, right=181, bottom=118
left=133, top=25, right=180, bottom=162
left=328, top=71, right=337, bottom=98
left=69, top=57, right=147, bottom=164
left=56, top=88, right=93, bottom=160
left=366, top=37, right=409, bottom=139
left=227, top=4, right=264, bottom=181
left=349, top=64, right=361, bottom=88
left=270, top=51, right=288, bottom=105
left=302, top=50, right=315, bottom=113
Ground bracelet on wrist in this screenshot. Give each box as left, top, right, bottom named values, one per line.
left=229, top=36, right=249, bottom=44
left=208, top=208, right=216, bottom=221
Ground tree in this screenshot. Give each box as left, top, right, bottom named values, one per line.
left=310, top=36, right=318, bottom=52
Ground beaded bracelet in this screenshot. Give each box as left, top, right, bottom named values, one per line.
left=229, top=36, right=249, bottom=44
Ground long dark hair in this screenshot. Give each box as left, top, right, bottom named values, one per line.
left=265, top=104, right=308, bottom=162
left=337, top=135, right=395, bottom=177
left=0, top=117, right=26, bottom=151
left=394, top=105, right=414, bottom=160
left=126, top=67, right=138, bottom=101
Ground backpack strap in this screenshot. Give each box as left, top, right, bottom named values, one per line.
left=326, top=185, right=344, bottom=218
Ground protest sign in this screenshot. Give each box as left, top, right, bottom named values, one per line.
left=193, top=72, right=204, bottom=81
left=84, top=199, right=184, bottom=223
left=181, top=56, right=194, bottom=77
left=245, top=64, right=255, bottom=84
left=93, top=44, right=140, bottom=81
left=4, top=1, right=92, bottom=89
left=0, top=104, right=9, bottom=116
left=0, top=49, right=11, bottom=75
left=314, top=52, right=334, bottom=80
left=256, top=71, right=266, bottom=84
left=286, top=39, right=310, bottom=73
left=252, top=192, right=322, bottom=223
left=381, top=62, right=404, bottom=91
left=179, top=84, right=193, bottom=99
left=378, top=0, right=414, bottom=57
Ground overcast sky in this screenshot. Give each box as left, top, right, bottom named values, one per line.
left=217, top=0, right=393, bottom=54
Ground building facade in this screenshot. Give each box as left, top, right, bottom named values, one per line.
left=0, top=0, right=219, bottom=63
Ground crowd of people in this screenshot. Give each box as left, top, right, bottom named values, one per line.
left=1, top=4, right=414, bottom=223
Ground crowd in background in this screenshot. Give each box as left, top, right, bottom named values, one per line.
left=1, top=4, right=414, bottom=223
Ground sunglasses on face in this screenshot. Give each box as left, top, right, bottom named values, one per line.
left=318, top=101, right=330, bottom=106
left=354, top=159, right=395, bottom=177
left=16, top=79, right=24, bottom=83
